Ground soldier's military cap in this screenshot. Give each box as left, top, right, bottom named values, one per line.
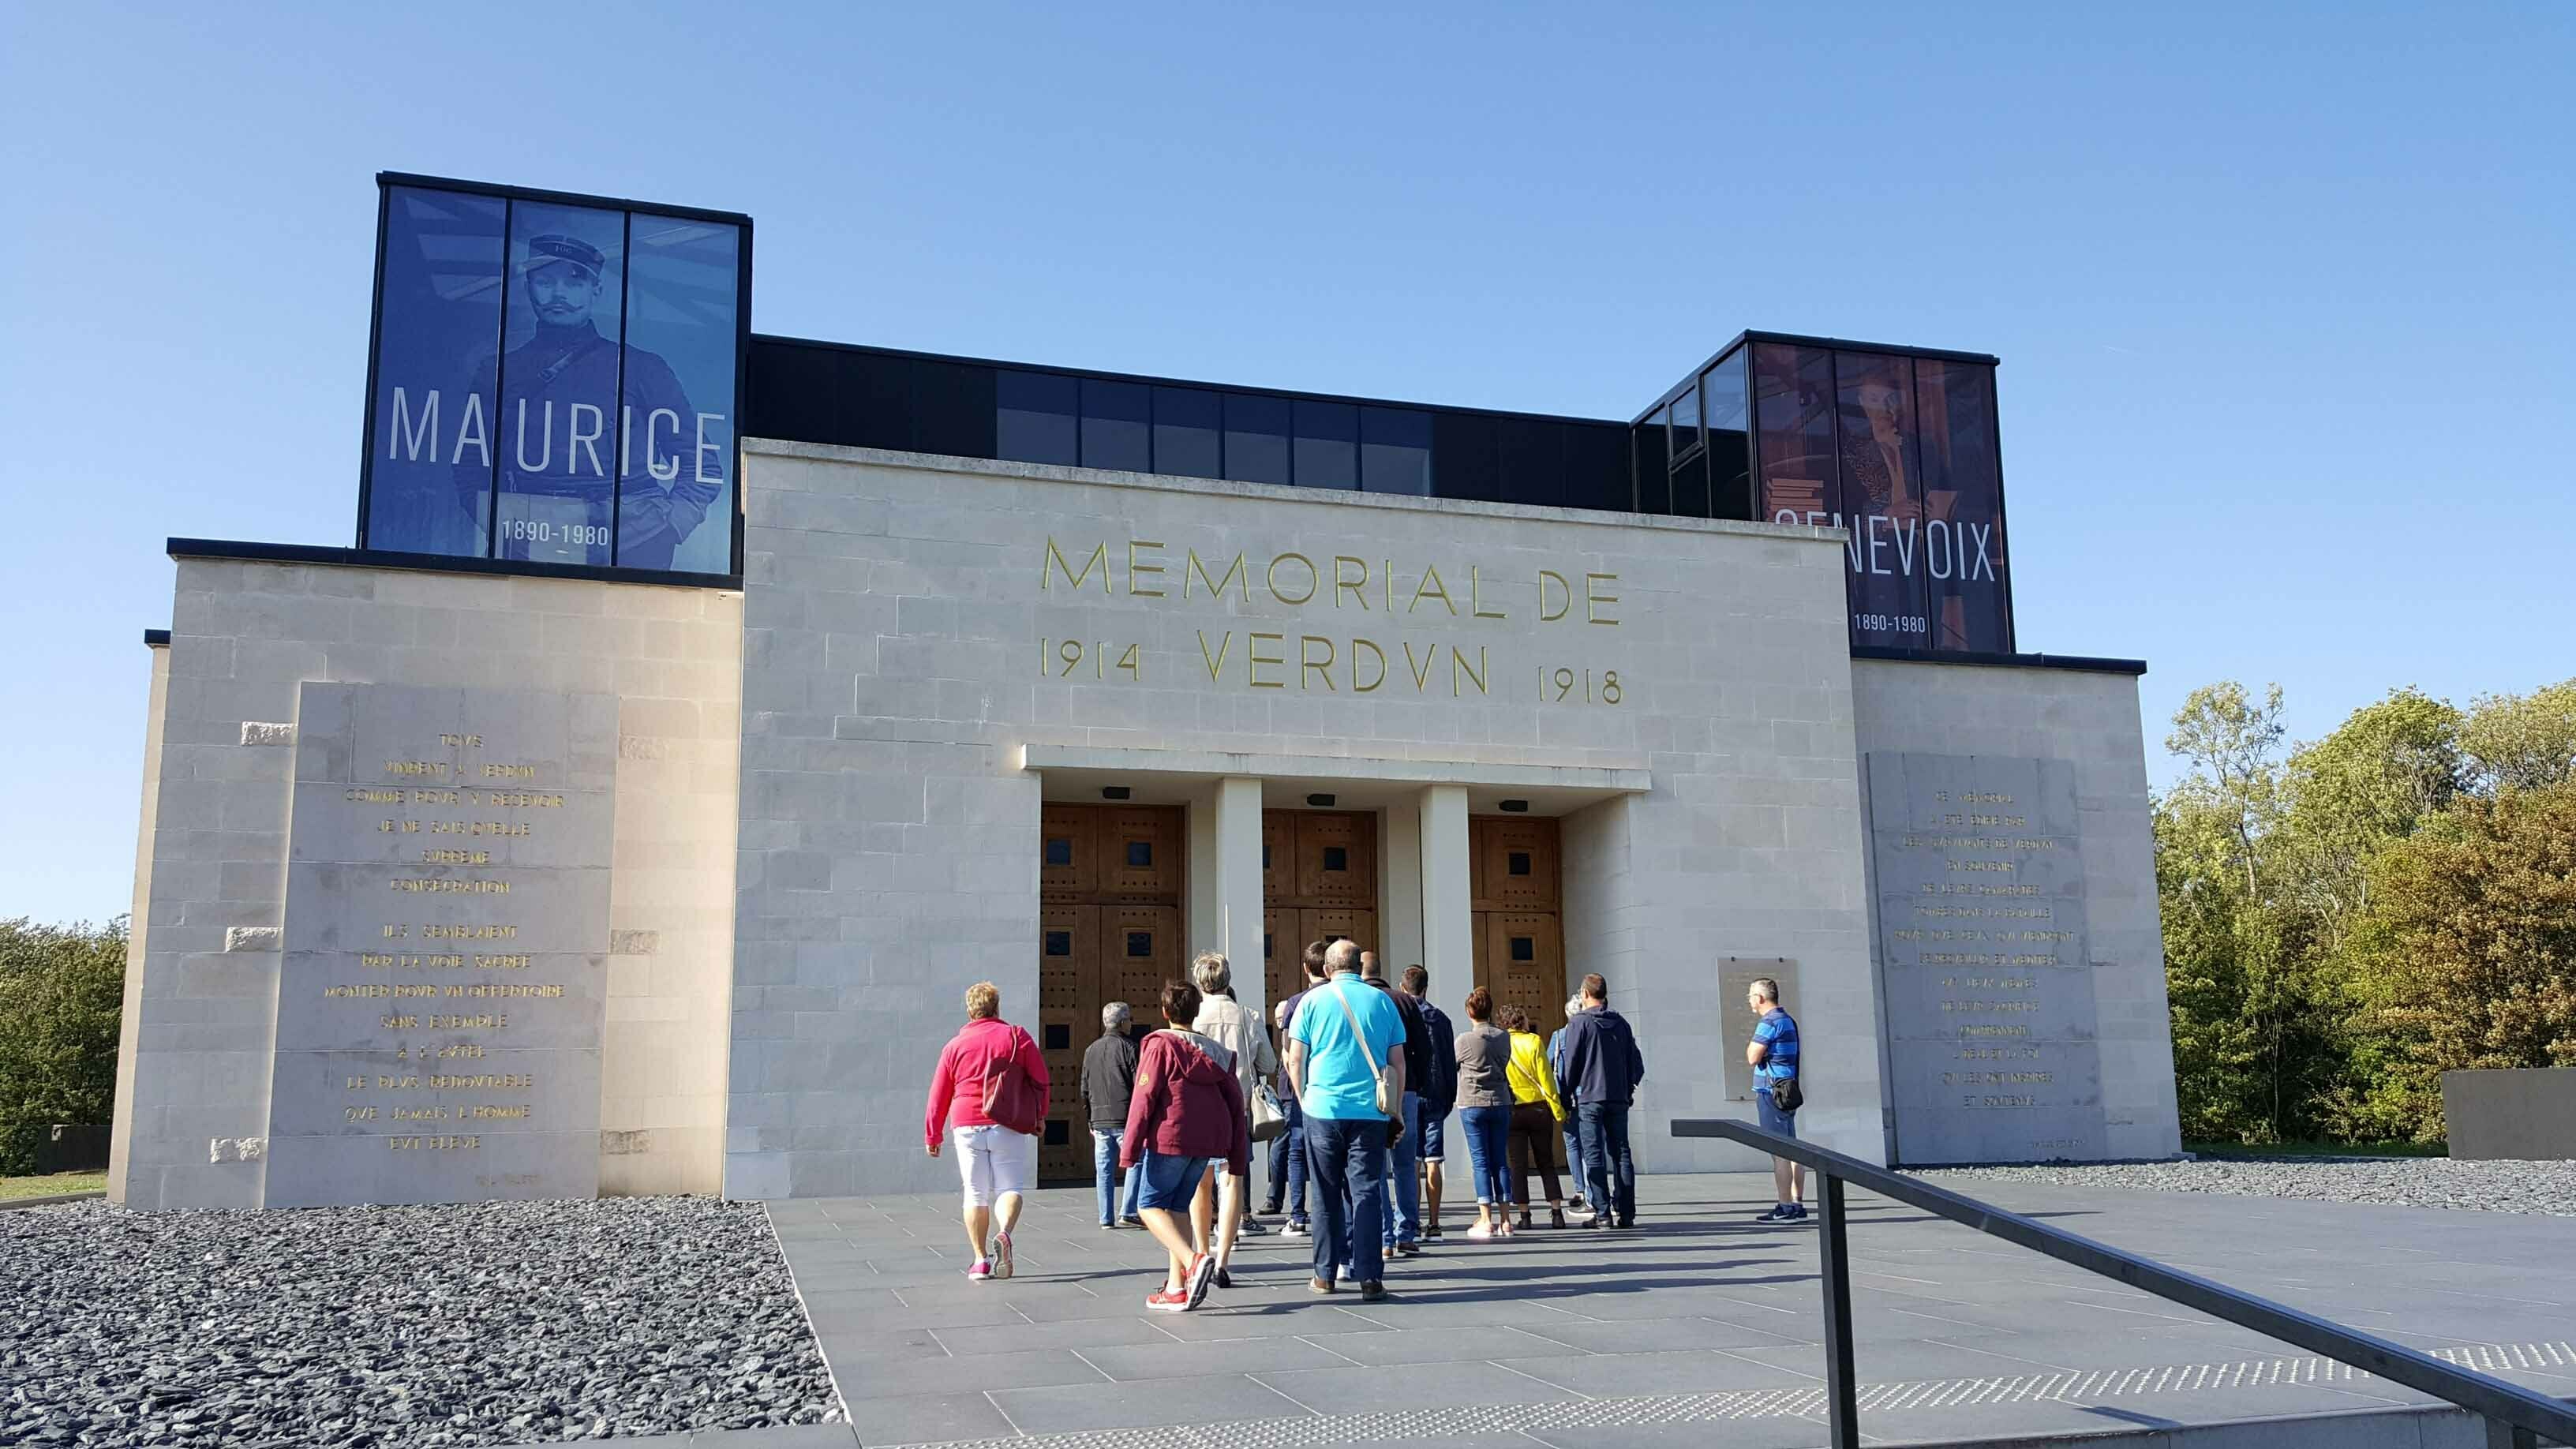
left=521, top=234, right=606, bottom=278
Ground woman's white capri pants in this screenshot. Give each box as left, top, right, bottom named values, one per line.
left=952, top=1123, right=1036, bottom=1207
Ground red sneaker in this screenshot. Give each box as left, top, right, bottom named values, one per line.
left=1185, top=1252, right=1219, bottom=1309
left=1145, top=1287, right=1192, bottom=1312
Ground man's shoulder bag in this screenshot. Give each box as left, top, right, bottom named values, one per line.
left=1327, top=983, right=1396, bottom=1117
left=1770, top=1071, right=1803, bottom=1115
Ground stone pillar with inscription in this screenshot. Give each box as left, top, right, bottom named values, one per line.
left=1866, top=753, right=2106, bottom=1165
left=264, top=683, right=616, bottom=1208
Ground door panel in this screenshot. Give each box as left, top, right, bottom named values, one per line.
left=1470, top=909, right=1493, bottom=1004
left=1036, top=903, right=1098, bottom=1184
left=1264, top=908, right=1297, bottom=1020
left=1485, top=909, right=1567, bottom=1037
left=1474, top=817, right=1560, bottom=912
left=1035, top=804, right=1184, bottom=1185
left=1294, top=813, right=1376, bottom=904
left=1296, top=907, right=1378, bottom=962
left=1040, top=807, right=1096, bottom=900
left=1262, top=812, right=1292, bottom=901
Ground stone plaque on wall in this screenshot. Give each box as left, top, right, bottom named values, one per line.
left=1867, top=753, right=2106, bottom=1165
left=264, top=683, right=615, bottom=1208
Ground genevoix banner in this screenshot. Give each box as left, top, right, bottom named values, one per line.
left=1752, top=344, right=2011, bottom=653
left=359, top=178, right=748, bottom=575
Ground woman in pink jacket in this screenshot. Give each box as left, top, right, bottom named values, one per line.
left=924, top=981, right=1050, bottom=1282
left=1121, top=979, right=1251, bottom=1312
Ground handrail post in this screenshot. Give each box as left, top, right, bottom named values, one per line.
left=1816, top=1170, right=1859, bottom=1449
left=2484, top=1416, right=2537, bottom=1449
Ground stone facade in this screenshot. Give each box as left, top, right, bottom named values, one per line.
left=112, top=445, right=2182, bottom=1205
left=1850, top=658, right=2180, bottom=1162
left=727, top=441, right=1883, bottom=1197
left=110, top=559, right=742, bottom=1209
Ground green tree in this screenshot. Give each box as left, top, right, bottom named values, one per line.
left=2461, top=679, right=2576, bottom=793
left=2342, top=784, right=2576, bottom=1140
left=0, top=916, right=128, bottom=1133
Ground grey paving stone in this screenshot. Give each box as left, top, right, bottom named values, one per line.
left=832, top=1346, right=1108, bottom=1401
left=1493, top=1346, right=1811, bottom=1395
left=1256, top=1358, right=1582, bottom=1413
left=836, top=1390, right=1017, bottom=1447
left=1511, top=1313, right=1810, bottom=1354
left=987, top=1371, right=1307, bottom=1435
left=1520, top=1417, right=1833, bottom=1449
left=1078, top=1334, right=1355, bottom=1381
left=1309, top=1323, right=1582, bottom=1367
left=924, top=1315, right=1178, bottom=1357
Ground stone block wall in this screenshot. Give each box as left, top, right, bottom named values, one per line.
left=730, top=440, right=1887, bottom=1197
left=111, top=556, right=743, bottom=1208
left=1849, top=658, right=2181, bottom=1160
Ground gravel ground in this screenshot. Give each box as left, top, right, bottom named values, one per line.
left=1923, top=1155, right=2576, bottom=1216
left=0, top=1196, right=839, bottom=1448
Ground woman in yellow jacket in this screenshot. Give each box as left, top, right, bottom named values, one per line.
left=1500, top=1005, right=1571, bottom=1228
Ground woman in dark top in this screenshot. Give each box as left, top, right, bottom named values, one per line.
left=1451, top=987, right=1515, bottom=1240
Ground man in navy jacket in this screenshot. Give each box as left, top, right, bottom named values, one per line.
left=1559, top=972, right=1646, bottom=1228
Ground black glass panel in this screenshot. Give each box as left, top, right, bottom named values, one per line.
left=1043, top=1024, right=1071, bottom=1050
left=1563, top=422, right=1631, bottom=512
left=1044, top=1118, right=1070, bottom=1146
left=1322, top=846, right=1348, bottom=872
left=1669, top=378, right=1702, bottom=459
left=1754, top=343, right=1837, bottom=526
left=1292, top=399, right=1358, bottom=489
left=1125, top=841, right=1152, bottom=867
left=1634, top=410, right=1671, bottom=514
left=1835, top=350, right=1930, bottom=649
left=1080, top=378, right=1151, bottom=473
left=1360, top=407, right=1432, bottom=495
left=617, top=212, right=739, bottom=574
left=1043, top=837, right=1073, bottom=866
left=996, top=369, right=1077, bottom=465
left=366, top=186, right=507, bottom=560
left=1704, top=350, right=1752, bottom=522
left=912, top=359, right=996, bottom=459
left=1152, top=386, right=1222, bottom=479
left=1508, top=851, right=1531, bottom=876
left=494, top=200, right=626, bottom=567
left=1432, top=410, right=1503, bottom=502
left=1222, top=393, right=1290, bottom=484
left=1496, top=417, right=1563, bottom=509
left=1510, top=936, right=1535, bottom=962
left=1043, top=930, right=1072, bottom=956
left=1126, top=930, right=1153, bottom=957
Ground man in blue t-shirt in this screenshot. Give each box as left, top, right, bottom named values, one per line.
left=1747, top=976, right=1805, bottom=1222
left=1286, top=939, right=1407, bottom=1300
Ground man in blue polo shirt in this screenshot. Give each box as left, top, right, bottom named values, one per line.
left=1285, top=939, right=1406, bottom=1301
left=1747, top=976, right=1806, bottom=1222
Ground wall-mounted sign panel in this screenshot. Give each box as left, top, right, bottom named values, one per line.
left=358, top=174, right=749, bottom=577
left=1866, top=752, right=2105, bottom=1165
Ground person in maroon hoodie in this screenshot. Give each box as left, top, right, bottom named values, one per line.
left=923, top=982, right=1050, bottom=1282
left=1121, top=979, right=1251, bottom=1312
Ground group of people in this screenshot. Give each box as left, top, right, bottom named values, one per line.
left=922, top=942, right=1806, bottom=1312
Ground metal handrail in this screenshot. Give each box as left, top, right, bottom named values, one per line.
left=1673, top=1118, right=2575, bottom=1449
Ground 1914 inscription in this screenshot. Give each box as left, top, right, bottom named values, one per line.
left=1867, top=753, right=2108, bottom=1164
left=264, top=683, right=615, bottom=1208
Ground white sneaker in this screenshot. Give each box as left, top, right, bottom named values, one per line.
left=990, top=1230, right=1013, bottom=1279
left=1237, top=1218, right=1268, bottom=1237
left=1282, top=1221, right=1311, bottom=1237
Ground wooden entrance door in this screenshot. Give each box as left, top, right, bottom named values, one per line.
left=1037, top=804, right=1185, bottom=1185
left=1263, top=810, right=1380, bottom=1006
left=1470, top=815, right=1568, bottom=1036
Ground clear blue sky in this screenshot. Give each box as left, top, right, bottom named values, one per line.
left=5, top=3, right=2570, bottom=923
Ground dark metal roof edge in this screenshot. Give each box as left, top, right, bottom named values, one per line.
left=143, top=628, right=170, bottom=649
left=376, top=171, right=754, bottom=228
left=750, top=334, right=1634, bottom=431
left=1631, top=330, right=2005, bottom=425
left=1851, top=645, right=2146, bottom=676
left=166, top=538, right=740, bottom=591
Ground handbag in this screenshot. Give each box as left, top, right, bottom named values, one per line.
left=1249, top=1077, right=1287, bottom=1142
left=979, top=1027, right=1046, bottom=1136
left=1327, top=983, right=1396, bottom=1117
left=1770, top=1072, right=1803, bottom=1116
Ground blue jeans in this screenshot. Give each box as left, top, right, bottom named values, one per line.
left=1381, top=1091, right=1421, bottom=1247
left=1458, top=1104, right=1513, bottom=1205
left=1756, top=1085, right=1798, bottom=1138
left=1559, top=1114, right=1583, bottom=1195
left=1267, top=1092, right=1306, bottom=1217
left=1304, top=1112, right=1388, bottom=1285
left=1090, top=1128, right=1143, bottom=1224
left=1578, top=1101, right=1635, bottom=1225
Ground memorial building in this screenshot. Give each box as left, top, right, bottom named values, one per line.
left=108, top=174, right=2181, bottom=1209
